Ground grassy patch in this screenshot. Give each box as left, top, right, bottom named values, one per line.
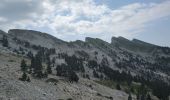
left=95, top=80, right=150, bottom=95
left=95, top=80, right=117, bottom=89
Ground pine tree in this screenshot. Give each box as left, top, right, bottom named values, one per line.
left=56, top=64, right=68, bottom=76
left=2, top=35, right=8, bottom=47
left=30, top=56, right=35, bottom=74
left=140, top=83, right=147, bottom=95
left=69, top=71, right=79, bottom=83
left=47, top=64, right=52, bottom=74
left=116, top=84, right=121, bottom=90
left=93, top=70, right=99, bottom=78
left=141, top=95, right=145, bottom=100
left=20, top=59, right=27, bottom=72
left=22, top=72, right=27, bottom=81
left=19, top=59, right=31, bottom=82
left=47, top=56, right=52, bottom=74
left=137, top=94, right=140, bottom=100
left=146, top=94, right=151, bottom=100
left=33, top=51, right=43, bottom=78
left=19, top=72, right=27, bottom=81
left=128, top=94, right=132, bottom=100
left=19, top=72, right=31, bottom=82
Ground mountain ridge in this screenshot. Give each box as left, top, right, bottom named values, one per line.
left=5, top=29, right=168, bottom=48
left=0, top=29, right=170, bottom=100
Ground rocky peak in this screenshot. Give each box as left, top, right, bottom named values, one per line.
left=8, top=29, right=66, bottom=48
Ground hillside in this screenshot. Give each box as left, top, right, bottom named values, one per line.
left=0, top=29, right=170, bottom=100
left=0, top=50, right=131, bottom=100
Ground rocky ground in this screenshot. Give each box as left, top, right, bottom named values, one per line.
left=0, top=51, right=131, bottom=100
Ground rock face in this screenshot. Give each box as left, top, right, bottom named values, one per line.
left=0, top=29, right=169, bottom=100
left=111, top=36, right=156, bottom=53
left=8, top=29, right=66, bottom=48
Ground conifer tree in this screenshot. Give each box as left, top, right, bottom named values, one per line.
left=137, top=94, right=140, bottom=100
left=93, top=70, right=99, bottom=78
left=19, top=72, right=31, bottom=82
left=22, top=72, right=27, bottom=81
left=19, top=59, right=31, bottom=82
left=69, top=71, right=79, bottom=83
left=47, top=56, right=52, bottom=74
left=128, top=94, right=132, bottom=100
left=34, top=51, right=43, bottom=78
left=20, top=59, right=27, bottom=72
left=30, top=56, right=35, bottom=74
left=146, top=94, right=151, bottom=100
left=116, top=84, right=121, bottom=90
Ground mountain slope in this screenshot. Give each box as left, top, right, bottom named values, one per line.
left=111, top=36, right=156, bottom=53
left=8, top=29, right=67, bottom=48
left=0, top=51, right=131, bottom=100
left=0, top=29, right=169, bottom=100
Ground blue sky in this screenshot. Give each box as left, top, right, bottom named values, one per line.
left=95, top=0, right=162, bottom=8
left=136, top=17, right=170, bottom=47
left=95, top=0, right=170, bottom=47
left=0, top=0, right=170, bottom=47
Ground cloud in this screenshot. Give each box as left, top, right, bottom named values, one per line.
left=0, top=17, right=7, bottom=22
left=0, top=0, right=170, bottom=42
left=0, top=0, right=45, bottom=20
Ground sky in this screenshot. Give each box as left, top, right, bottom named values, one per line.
left=0, top=0, right=170, bottom=47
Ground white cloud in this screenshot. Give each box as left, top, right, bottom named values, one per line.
left=0, top=17, right=7, bottom=22
left=0, top=0, right=170, bottom=41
